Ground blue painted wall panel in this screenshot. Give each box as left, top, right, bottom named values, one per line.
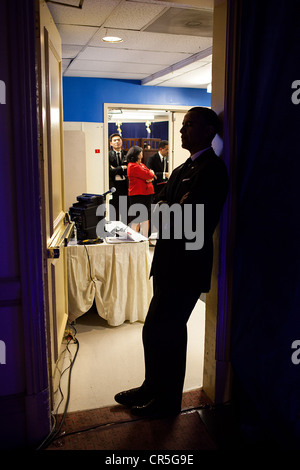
left=62, top=77, right=211, bottom=122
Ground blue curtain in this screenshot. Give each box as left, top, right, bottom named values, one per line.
left=231, top=0, right=300, bottom=447
left=108, top=121, right=168, bottom=140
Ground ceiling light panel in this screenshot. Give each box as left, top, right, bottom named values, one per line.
left=89, top=29, right=212, bottom=54
left=101, top=35, right=123, bottom=43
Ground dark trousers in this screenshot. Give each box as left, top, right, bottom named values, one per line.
left=109, top=180, right=128, bottom=221
left=142, top=278, right=201, bottom=409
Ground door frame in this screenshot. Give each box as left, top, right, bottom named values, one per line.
left=2, top=0, right=236, bottom=448
left=4, top=0, right=52, bottom=445
left=103, top=103, right=192, bottom=190
left=38, top=0, right=71, bottom=409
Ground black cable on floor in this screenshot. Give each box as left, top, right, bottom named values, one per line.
left=36, top=325, right=80, bottom=450
left=46, top=404, right=214, bottom=447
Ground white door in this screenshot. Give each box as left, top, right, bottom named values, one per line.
left=38, top=0, right=72, bottom=404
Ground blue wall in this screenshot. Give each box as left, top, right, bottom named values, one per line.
left=108, top=121, right=168, bottom=140
left=62, top=77, right=211, bottom=122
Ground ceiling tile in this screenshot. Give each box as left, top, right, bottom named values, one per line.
left=145, top=6, right=213, bottom=37
left=103, top=2, right=166, bottom=29
left=63, top=69, right=146, bottom=79
left=62, top=58, right=72, bottom=72
left=67, top=58, right=164, bottom=75
left=146, top=62, right=212, bottom=88
left=76, top=46, right=191, bottom=65
left=57, top=24, right=98, bottom=45
left=48, top=0, right=121, bottom=27
left=62, top=44, right=84, bottom=58
left=89, top=28, right=212, bottom=54
left=47, top=0, right=213, bottom=88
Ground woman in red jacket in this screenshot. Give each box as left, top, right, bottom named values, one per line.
left=126, top=145, right=156, bottom=237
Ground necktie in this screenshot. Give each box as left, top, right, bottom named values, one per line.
left=172, top=158, right=192, bottom=201
left=117, top=152, right=121, bottom=166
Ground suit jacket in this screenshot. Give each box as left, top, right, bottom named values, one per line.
left=151, top=148, right=228, bottom=293
left=146, top=152, right=168, bottom=189
left=109, top=149, right=127, bottom=187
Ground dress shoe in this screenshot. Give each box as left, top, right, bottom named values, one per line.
left=114, top=386, right=152, bottom=408
left=130, top=399, right=181, bottom=418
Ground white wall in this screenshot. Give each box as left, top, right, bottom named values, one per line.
left=172, top=111, right=190, bottom=169
left=64, top=130, right=86, bottom=211
left=83, top=122, right=104, bottom=195
left=64, top=122, right=105, bottom=209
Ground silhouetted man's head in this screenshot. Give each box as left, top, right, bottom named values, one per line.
left=180, top=107, right=220, bottom=154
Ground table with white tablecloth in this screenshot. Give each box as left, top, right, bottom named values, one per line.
left=67, top=241, right=153, bottom=326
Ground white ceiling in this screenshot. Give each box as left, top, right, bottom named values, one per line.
left=47, top=0, right=213, bottom=89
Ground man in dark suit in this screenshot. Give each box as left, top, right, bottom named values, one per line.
left=114, top=107, right=229, bottom=417
left=146, top=140, right=169, bottom=195
left=146, top=140, right=169, bottom=236
left=109, top=133, right=127, bottom=221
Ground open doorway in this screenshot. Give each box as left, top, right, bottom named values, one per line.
left=103, top=103, right=192, bottom=192
left=33, top=0, right=230, bottom=426
left=54, top=103, right=207, bottom=414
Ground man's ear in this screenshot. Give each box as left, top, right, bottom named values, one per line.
left=206, top=124, right=215, bottom=139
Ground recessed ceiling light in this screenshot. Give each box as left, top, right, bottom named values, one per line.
left=101, top=35, right=123, bottom=43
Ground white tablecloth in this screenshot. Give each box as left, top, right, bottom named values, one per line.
left=67, top=241, right=153, bottom=326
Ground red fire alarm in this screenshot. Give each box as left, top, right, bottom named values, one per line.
left=95, top=149, right=100, bottom=154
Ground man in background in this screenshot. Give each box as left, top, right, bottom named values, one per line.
left=109, top=133, right=127, bottom=221
left=146, top=140, right=169, bottom=196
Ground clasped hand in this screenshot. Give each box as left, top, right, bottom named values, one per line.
left=146, top=169, right=157, bottom=183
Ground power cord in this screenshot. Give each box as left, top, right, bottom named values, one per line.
left=36, top=323, right=79, bottom=450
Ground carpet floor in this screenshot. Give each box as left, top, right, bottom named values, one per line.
left=46, top=389, right=216, bottom=451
